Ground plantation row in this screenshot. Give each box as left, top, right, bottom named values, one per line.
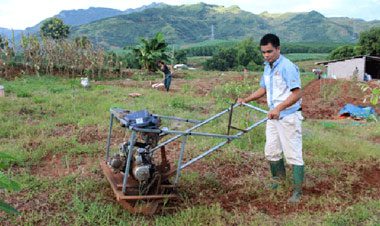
left=179, top=40, right=342, bottom=58
left=0, top=34, right=142, bottom=79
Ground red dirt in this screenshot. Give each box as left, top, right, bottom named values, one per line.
left=360, top=164, right=380, bottom=186
left=76, top=125, right=108, bottom=144
left=370, top=136, right=380, bottom=144
left=156, top=140, right=380, bottom=216
left=301, top=79, right=380, bottom=119
left=50, top=123, right=78, bottom=138
left=175, top=157, right=380, bottom=216
left=30, top=152, right=100, bottom=179
left=23, top=138, right=42, bottom=152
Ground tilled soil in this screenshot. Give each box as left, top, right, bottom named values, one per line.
left=301, top=79, right=380, bottom=119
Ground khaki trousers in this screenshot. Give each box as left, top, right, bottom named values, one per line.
left=264, top=111, right=304, bottom=166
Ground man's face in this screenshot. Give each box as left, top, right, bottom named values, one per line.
left=261, top=43, right=280, bottom=64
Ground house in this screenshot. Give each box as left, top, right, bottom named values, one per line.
left=315, top=55, right=380, bottom=81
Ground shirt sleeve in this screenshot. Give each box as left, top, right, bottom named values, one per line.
left=283, top=63, right=301, bottom=90
left=259, top=75, right=266, bottom=88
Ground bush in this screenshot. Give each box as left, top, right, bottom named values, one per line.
left=328, top=45, right=358, bottom=60
left=247, top=61, right=263, bottom=71
left=204, top=37, right=262, bottom=71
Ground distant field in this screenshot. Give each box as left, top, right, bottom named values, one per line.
left=180, top=39, right=239, bottom=49
left=187, top=54, right=328, bottom=70
left=187, top=56, right=212, bottom=67
left=283, top=53, right=329, bottom=62
left=295, top=59, right=326, bottom=73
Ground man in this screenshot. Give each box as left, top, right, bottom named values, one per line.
left=238, top=34, right=304, bottom=203
left=157, top=60, right=173, bottom=92
left=312, top=68, right=323, bottom=80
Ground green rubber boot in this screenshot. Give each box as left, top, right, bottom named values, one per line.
left=266, top=159, right=286, bottom=189
left=289, top=165, right=304, bottom=203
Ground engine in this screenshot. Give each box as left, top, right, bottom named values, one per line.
left=109, top=133, right=158, bottom=183
left=132, top=148, right=152, bottom=181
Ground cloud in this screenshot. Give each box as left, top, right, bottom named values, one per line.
left=290, top=0, right=340, bottom=12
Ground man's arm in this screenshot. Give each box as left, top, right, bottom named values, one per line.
left=167, top=65, right=173, bottom=73
left=161, top=71, right=166, bottom=81
left=267, top=88, right=302, bottom=119
left=237, top=87, right=266, bottom=104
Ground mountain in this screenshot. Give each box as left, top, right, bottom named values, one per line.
left=329, top=17, right=380, bottom=34
left=72, top=3, right=268, bottom=49
left=269, top=10, right=356, bottom=41
left=4, top=2, right=380, bottom=49
left=0, top=27, right=22, bottom=39
left=53, top=7, right=125, bottom=27
left=261, top=11, right=380, bottom=41
left=13, top=2, right=166, bottom=40
left=72, top=3, right=380, bottom=49
left=124, top=2, right=165, bottom=14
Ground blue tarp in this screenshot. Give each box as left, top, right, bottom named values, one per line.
left=337, top=104, right=378, bottom=119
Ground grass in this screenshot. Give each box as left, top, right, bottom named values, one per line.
left=0, top=72, right=379, bottom=225
left=283, top=53, right=328, bottom=62
left=295, top=59, right=326, bottom=73
left=186, top=56, right=212, bottom=68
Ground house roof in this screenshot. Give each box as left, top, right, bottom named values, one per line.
left=315, top=55, right=380, bottom=65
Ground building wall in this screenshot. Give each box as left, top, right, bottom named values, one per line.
left=327, top=58, right=365, bottom=81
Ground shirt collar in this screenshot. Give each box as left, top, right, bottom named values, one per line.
left=264, top=54, right=283, bottom=68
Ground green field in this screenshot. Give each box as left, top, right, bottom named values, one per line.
left=0, top=73, right=379, bottom=225
left=283, top=53, right=329, bottom=62
left=180, top=39, right=240, bottom=49
left=188, top=53, right=328, bottom=71
left=186, top=56, right=212, bottom=67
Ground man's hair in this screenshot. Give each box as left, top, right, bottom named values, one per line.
left=157, top=60, right=164, bottom=65
left=260, top=34, right=280, bottom=48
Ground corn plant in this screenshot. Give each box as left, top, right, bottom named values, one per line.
left=3, top=37, right=15, bottom=78
left=0, top=33, right=123, bottom=79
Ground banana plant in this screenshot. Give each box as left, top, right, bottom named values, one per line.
left=129, top=32, right=170, bottom=72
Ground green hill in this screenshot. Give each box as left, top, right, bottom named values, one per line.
left=71, top=3, right=380, bottom=49
left=72, top=3, right=268, bottom=49
left=275, top=11, right=355, bottom=41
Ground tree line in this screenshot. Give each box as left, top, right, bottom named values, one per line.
left=203, top=37, right=263, bottom=71
left=328, top=27, right=380, bottom=60
left=177, top=41, right=340, bottom=58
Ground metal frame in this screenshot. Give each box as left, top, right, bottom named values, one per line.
left=105, top=102, right=268, bottom=194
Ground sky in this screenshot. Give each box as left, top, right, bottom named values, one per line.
left=1, top=0, right=380, bottom=30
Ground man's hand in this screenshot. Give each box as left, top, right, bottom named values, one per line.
left=267, top=107, right=280, bottom=120
left=237, top=98, right=246, bottom=106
